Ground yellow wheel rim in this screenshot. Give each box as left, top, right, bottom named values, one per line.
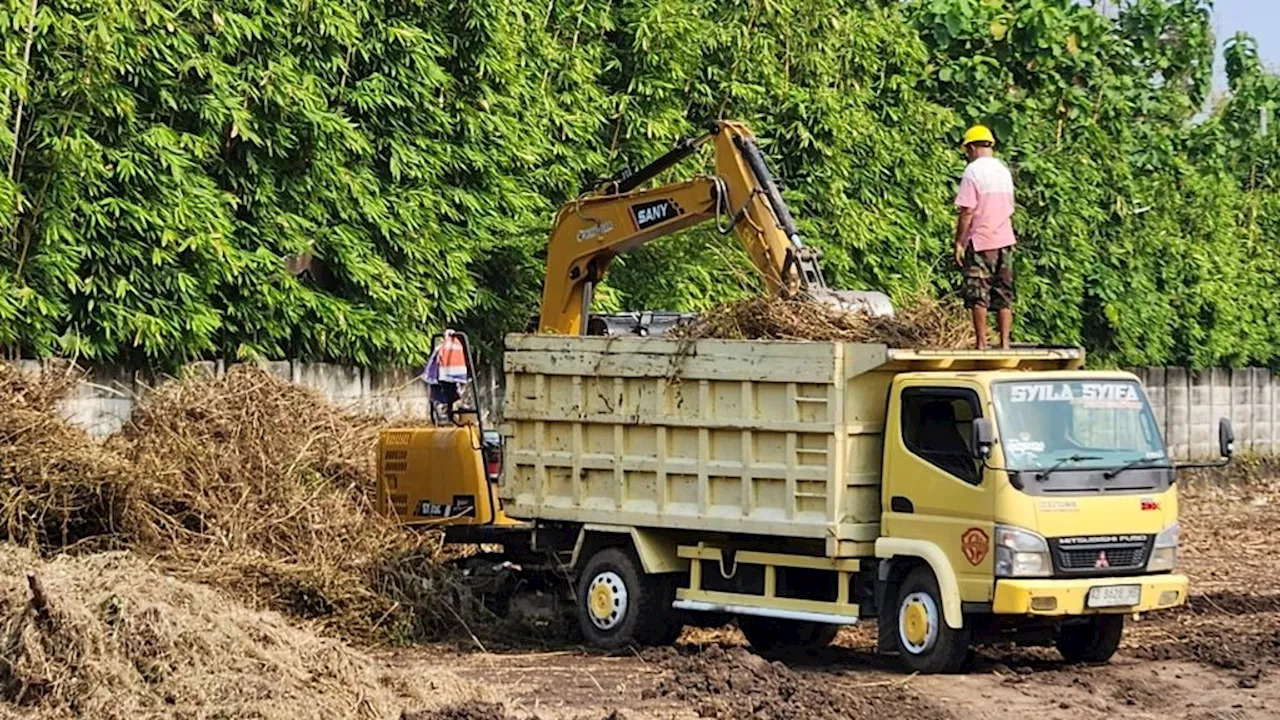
left=898, top=591, right=939, bottom=654
left=585, top=571, right=628, bottom=630
left=590, top=583, right=613, bottom=620
left=903, top=602, right=929, bottom=646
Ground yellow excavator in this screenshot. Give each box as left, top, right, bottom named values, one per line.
left=377, top=120, right=892, bottom=629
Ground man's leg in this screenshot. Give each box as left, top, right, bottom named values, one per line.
left=962, top=248, right=993, bottom=349
left=972, top=305, right=990, bottom=350
left=993, top=247, right=1015, bottom=350
left=997, top=308, right=1012, bottom=350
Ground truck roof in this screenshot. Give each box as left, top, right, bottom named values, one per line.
left=881, top=347, right=1085, bottom=372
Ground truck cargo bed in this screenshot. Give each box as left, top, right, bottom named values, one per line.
left=499, top=334, right=1082, bottom=556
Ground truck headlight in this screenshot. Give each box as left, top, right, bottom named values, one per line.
left=995, top=525, right=1052, bottom=578
left=1147, top=522, right=1179, bottom=572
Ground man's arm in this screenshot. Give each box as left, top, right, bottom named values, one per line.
left=954, top=171, right=978, bottom=266
left=954, top=207, right=975, bottom=266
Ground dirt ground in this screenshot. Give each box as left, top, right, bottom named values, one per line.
left=389, top=469, right=1280, bottom=720
left=390, top=629, right=1279, bottom=720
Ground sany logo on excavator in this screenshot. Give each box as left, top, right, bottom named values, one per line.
left=630, top=198, right=683, bottom=230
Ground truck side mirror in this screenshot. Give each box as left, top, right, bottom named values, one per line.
left=1219, top=417, right=1235, bottom=459
left=1176, top=417, right=1236, bottom=471
left=972, top=418, right=995, bottom=460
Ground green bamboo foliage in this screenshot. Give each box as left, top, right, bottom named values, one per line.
left=0, top=0, right=1277, bottom=369
left=909, top=0, right=1280, bottom=368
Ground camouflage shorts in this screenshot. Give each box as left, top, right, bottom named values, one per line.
left=961, top=246, right=1015, bottom=310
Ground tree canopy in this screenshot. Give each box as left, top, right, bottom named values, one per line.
left=0, top=0, right=1276, bottom=368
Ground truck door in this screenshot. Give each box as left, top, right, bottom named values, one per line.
left=882, top=381, right=994, bottom=603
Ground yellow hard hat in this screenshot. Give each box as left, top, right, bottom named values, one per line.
left=962, top=125, right=996, bottom=147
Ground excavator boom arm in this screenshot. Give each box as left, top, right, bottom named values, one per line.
left=537, top=121, right=885, bottom=335
left=539, top=176, right=723, bottom=335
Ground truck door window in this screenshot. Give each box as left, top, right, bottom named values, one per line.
left=901, top=388, right=982, bottom=485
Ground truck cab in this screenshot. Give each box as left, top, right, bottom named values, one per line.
left=878, top=370, right=1211, bottom=671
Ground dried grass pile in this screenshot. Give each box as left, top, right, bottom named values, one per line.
left=0, top=363, right=457, bottom=644
left=107, top=365, right=455, bottom=642
left=0, top=546, right=483, bottom=720
left=0, top=365, right=138, bottom=553
left=674, top=295, right=972, bottom=348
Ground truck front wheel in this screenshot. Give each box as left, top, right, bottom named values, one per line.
left=576, top=547, right=679, bottom=649
left=894, top=567, right=969, bottom=673
left=1057, top=615, right=1124, bottom=664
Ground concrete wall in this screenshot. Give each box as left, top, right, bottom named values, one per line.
left=9, top=358, right=1277, bottom=458
left=6, top=359, right=503, bottom=441
left=1134, top=367, right=1277, bottom=460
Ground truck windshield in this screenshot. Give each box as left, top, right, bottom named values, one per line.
left=992, top=380, right=1167, bottom=472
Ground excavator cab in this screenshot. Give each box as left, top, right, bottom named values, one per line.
left=375, top=331, right=513, bottom=528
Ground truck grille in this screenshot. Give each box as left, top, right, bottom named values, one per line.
left=1058, top=545, right=1146, bottom=570
left=1049, top=535, right=1152, bottom=576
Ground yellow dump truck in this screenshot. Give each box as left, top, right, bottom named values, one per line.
left=379, top=334, right=1234, bottom=673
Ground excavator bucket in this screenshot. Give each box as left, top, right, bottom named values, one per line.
left=806, top=288, right=896, bottom=319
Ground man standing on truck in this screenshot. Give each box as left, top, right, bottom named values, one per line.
left=954, top=125, right=1016, bottom=350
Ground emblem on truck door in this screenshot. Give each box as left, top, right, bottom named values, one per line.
left=961, top=528, right=990, bottom=565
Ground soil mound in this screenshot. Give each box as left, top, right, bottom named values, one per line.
left=642, top=645, right=949, bottom=720
left=673, top=295, right=971, bottom=348
left=1127, top=469, right=1280, bottom=674
left=403, top=703, right=512, bottom=720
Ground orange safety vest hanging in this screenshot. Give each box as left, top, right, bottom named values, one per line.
left=435, top=332, right=469, bottom=384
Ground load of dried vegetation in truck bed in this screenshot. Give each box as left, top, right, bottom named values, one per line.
left=0, top=362, right=458, bottom=645
left=674, top=295, right=972, bottom=348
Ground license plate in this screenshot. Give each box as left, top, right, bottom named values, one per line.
left=1087, top=584, right=1141, bottom=608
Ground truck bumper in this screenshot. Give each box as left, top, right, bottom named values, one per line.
left=992, top=574, right=1188, bottom=616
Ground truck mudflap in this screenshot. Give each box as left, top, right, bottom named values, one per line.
left=992, top=573, right=1188, bottom=615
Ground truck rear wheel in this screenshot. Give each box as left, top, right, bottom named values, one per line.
left=1057, top=615, right=1124, bottom=664
left=576, top=547, right=679, bottom=649
left=894, top=567, right=969, bottom=674
left=739, top=616, right=839, bottom=654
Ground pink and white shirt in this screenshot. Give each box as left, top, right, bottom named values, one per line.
left=955, top=157, right=1016, bottom=252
